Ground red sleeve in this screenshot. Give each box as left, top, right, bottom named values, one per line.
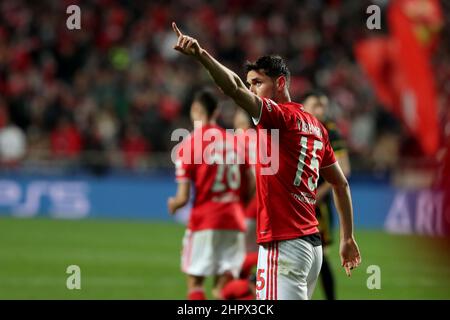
left=175, top=140, right=194, bottom=182
left=252, top=98, right=286, bottom=129
left=321, top=132, right=337, bottom=168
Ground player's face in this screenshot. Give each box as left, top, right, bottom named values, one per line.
left=319, top=95, right=329, bottom=110
left=190, top=101, right=207, bottom=123
left=303, top=96, right=325, bottom=121
left=246, top=70, right=276, bottom=100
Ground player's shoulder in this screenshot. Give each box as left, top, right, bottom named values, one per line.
left=296, top=109, right=330, bottom=140
left=179, top=124, right=226, bottom=151
left=260, top=97, right=279, bottom=113
left=270, top=99, right=305, bottom=117
left=260, top=97, right=304, bottom=114
left=178, top=130, right=197, bottom=154
left=297, top=104, right=325, bottom=126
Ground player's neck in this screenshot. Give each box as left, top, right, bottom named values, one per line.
left=193, top=117, right=216, bottom=128
left=275, top=92, right=291, bottom=104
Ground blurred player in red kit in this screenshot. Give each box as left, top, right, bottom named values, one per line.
left=234, top=109, right=258, bottom=255
left=218, top=110, right=259, bottom=301
left=172, top=22, right=361, bottom=300
left=168, top=90, right=254, bottom=300
left=302, top=91, right=352, bottom=300
left=221, top=274, right=257, bottom=300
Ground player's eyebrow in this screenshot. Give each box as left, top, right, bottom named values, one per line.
left=246, top=77, right=261, bottom=86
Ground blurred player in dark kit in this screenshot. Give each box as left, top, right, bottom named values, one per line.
left=302, top=91, right=351, bottom=300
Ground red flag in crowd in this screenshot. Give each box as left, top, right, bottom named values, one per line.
left=355, top=0, right=443, bottom=156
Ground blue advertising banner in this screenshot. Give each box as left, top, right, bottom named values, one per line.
left=0, top=174, right=174, bottom=220
left=0, top=174, right=447, bottom=235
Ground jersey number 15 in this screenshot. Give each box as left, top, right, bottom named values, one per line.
left=293, top=137, right=323, bottom=192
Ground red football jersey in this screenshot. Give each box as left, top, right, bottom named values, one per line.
left=253, top=98, right=336, bottom=243
left=175, top=124, right=248, bottom=232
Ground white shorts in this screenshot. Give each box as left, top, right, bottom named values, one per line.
left=181, top=229, right=246, bottom=278
left=256, top=238, right=323, bottom=300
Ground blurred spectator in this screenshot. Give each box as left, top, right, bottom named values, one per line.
left=121, top=124, right=150, bottom=169
left=0, top=0, right=447, bottom=173
left=81, top=114, right=110, bottom=176
left=95, top=104, right=119, bottom=149
left=50, top=115, right=82, bottom=158
left=0, top=104, right=26, bottom=166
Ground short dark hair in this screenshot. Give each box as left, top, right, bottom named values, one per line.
left=245, top=55, right=291, bottom=85
left=301, top=90, right=327, bottom=103
left=193, top=89, right=218, bottom=118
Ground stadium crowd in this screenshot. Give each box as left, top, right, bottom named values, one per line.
left=0, top=0, right=448, bottom=174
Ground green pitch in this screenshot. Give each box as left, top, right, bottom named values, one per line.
left=0, top=217, right=449, bottom=299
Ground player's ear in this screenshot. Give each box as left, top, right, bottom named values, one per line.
left=276, top=76, right=286, bottom=91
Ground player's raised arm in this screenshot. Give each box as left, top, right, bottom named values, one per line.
left=320, top=162, right=361, bottom=276
left=172, top=22, right=261, bottom=119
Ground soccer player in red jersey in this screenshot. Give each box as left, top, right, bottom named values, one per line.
left=168, top=90, right=253, bottom=300
left=171, top=22, right=361, bottom=300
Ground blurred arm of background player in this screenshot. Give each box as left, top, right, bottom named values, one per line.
left=320, top=163, right=361, bottom=276
left=168, top=181, right=190, bottom=215
left=171, top=22, right=261, bottom=119
left=245, top=167, right=256, bottom=205
left=316, top=150, right=351, bottom=202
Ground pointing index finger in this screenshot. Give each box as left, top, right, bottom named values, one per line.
left=172, top=22, right=182, bottom=37
left=344, top=263, right=352, bottom=277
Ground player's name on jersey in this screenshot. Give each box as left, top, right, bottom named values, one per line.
left=291, top=192, right=316, bottom=205
left=297, top=120, right=323, bottom=139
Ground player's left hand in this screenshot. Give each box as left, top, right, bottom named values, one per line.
left=172, top=22, right=202, bottom=58
left=339, top=236, right=361, bottom=277
left=167, top=197, right=177, bottom=215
